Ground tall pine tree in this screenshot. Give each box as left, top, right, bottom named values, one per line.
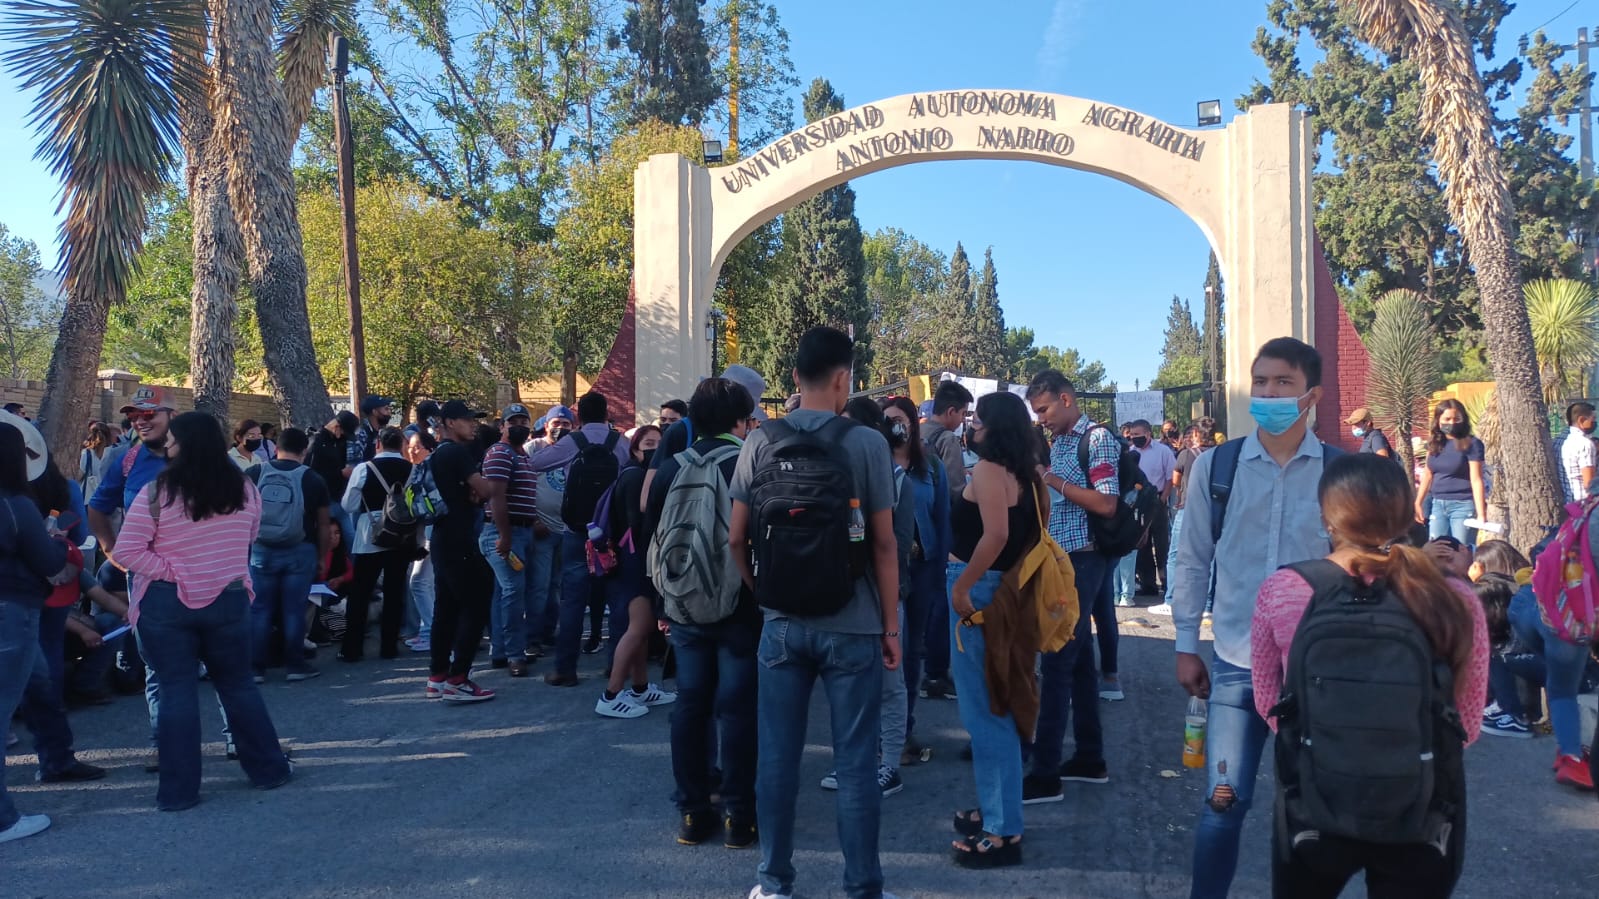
left=949, top=241, right=973, bottom=307
left=772, top=78, right=868, bottom=389
left=623, top=0, right=720, bottom=126
left=1201, top=251, right=1225, bottom=427
left=971, top=246, right=1005, bottom=377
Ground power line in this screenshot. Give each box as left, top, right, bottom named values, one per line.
left=1533, top=0, right=1585, bottom=35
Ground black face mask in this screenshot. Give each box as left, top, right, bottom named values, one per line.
left=1131, top=435, right=1149, bottom=448
left=641, top=449, right=656, bottom=468
left=375, top=413, right=393, bottom=427
left=885, top=421, right=909, bottom=447
left=243, top=438, right=262, bottom=452
left=1447, top=422, right=1470, bottom=439
left=507, top=426, right=531, bottom=447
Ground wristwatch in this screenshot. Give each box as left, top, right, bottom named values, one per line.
left=883, top=631, right=900, bottom=638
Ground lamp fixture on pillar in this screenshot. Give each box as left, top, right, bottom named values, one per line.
left=703, top=139, right=724, bottom=164
left=1196, top=99, right=1222, bottom=128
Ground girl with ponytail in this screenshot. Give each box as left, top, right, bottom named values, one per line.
left=1250, top=452, right=1490, bottom=896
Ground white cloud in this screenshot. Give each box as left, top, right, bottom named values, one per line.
left=1035, top=0, right=1081, bottom=85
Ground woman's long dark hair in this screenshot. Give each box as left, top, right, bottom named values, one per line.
left=1319, top=453, right=1474, bottom=680
left=972, top=391, right=1039, bottom=485
left=0, top=423, right=28, bottom=495
left=1472, top=539, right=1530, bottom=580
left=29, top=455, right=72, bottom=518
left=156, top=412, right=247, bottom=522
left=879, top=396, right=928, bottom=475
left=1427, top=398, right=1473, bottom=457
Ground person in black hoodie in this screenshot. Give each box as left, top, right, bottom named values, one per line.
left=0, top=421, right=83, bottom=844
left=644, top=378, right=762, bottom=849
left=309, top=410, right=360, bottom=552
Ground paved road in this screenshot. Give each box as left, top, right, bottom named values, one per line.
left=5, top=606, right=1597, bottom=898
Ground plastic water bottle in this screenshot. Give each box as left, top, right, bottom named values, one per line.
left=1183, top=697, right=1207, bottom=769
left=848, top=499, right=866, bottom=543
left=587, top=523, right=609, bottom=554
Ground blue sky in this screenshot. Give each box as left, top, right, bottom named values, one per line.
left=0, top=0, right=1587, bottom=388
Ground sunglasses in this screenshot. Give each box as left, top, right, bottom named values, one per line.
left=128, top=410, right=164, bottom=422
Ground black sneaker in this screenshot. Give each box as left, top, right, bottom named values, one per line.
left=1021, top=774, right=1063, bottom=804
left=1059, top=758, right=1110, bottom=784
left=920, top=676, right=956, bottom=699
left=36, top=761, right=106, bottom=783
left=724, top=813, right=757, bottom=849
left=490, top=657, right=510, bottom=670
left=582, top=637, right=603, bottom=655
left=676, top=811, right=720, bottom=845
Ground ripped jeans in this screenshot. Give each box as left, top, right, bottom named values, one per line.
left=1190, top=656, right=1270, bottom=899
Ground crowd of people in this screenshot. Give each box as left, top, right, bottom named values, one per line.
left=3, top=329, right=1597, bottom=899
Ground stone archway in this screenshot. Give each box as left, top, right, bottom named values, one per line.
left=629, top=90, right=1315, bottom=427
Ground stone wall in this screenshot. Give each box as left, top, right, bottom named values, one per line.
left=1, top=372, right=285, bottom=428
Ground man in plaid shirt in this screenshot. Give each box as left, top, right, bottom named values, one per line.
left=1024, top=370, right=1121, bottom=802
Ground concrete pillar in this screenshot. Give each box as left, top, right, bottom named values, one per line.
left=1221, top=105, right=1316, bottom=431
left=633, top=154, right=715, bottom=424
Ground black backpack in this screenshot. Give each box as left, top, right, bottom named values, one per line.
left=1075, top=424, right=1158, bottom=557
left=561, top=430, right=622, bottom=533
left=1269, top=559, right=1466, bottom=854
left=747, top=416, right=864, bottom=616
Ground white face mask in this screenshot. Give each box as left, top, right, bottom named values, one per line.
left=952, top=422, right=964, bottom=438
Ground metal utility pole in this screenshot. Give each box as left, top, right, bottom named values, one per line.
left=330, top=33, right=368, bottom=403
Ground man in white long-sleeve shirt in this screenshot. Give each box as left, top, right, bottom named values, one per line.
left=1170, top=337, right=1337, bottom=899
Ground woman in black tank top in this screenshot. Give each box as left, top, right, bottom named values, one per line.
left=945, top=391, right=1041, bottom=869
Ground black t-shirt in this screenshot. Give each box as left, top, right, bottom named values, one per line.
left=1360, top=428, right=1393, bottom=456
left=308, top=428, right=350, bottom=498
left=244, top=460, right=330, bottom=545
left=429, top=439, right=483, bottom=556
left=644, top=435, right=756, bottom=624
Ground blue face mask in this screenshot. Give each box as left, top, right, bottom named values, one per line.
left=1351, top=427, right=1366, bottom=438
left=1249, top=393, right=1309, bottom=436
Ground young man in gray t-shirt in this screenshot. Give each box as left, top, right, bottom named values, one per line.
left=729, top=326, right=900, bottom=899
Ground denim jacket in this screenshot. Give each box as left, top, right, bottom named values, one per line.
left=904, top=455, right=952, bottom=565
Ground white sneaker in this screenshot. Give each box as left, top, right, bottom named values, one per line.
left=596, top=692, right=649, bottom=719
left=628, top=683, right=677, bottom=706
left=1114, top=596, right=1135, bottom=607
left=747, top=886, right=792, bottom=899
left=0, top=814, right=50, bottom=844
left=1147, top=603, right=1173, bottom=616
left=1099, top=677, right=1125, bottom=701
left=819, top=770, right=838, bottom=790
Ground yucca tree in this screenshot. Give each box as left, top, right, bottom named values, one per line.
left=1354, top=0, right=1563, bottom=551
left=1365, top=289, right=1440, bottom=472
left=1524, top=278, right=1599, bottom=407
left=2, top=0, right=204, bottom=470
left=186, top=0, right=352, bottom=422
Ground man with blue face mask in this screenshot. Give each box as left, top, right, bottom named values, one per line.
left=1170, top=337, right=1340, bottom=899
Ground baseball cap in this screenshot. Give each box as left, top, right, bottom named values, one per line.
left=545, top=404, right=574, bottom=424
left=439, top=399, right=487, bottom=421
left=415, top=400, right=441, bottom=421
left=119, top=385, right=177, bottom=414
left=721, top=364, right=769, bottom=421
left=360, top=394, right=394, bottom=414
left=1344, top=407, right=1371, bottom=425
left=918, top=399, right=935, bottom=419
left=502, top=403, right=531, bottom=421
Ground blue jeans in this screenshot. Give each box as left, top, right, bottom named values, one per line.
left=249, top=542, right=317, bottom=673
left=134, top=581, right=290, bottom=809
left=1094, top=555, right=1120, bottom=676
left=670, top=618, right=759, bottom=816
left=1, top=602, right=79, bottom=827
left=406, top=534, right=434, bottom=642
left=1164, top=509, right=1184, bottom=605
left=1428, top=497, right=1474, bottom=545
left=1114, top=551, right=1137, bottom=601
left=756, top=618, right=885, bottom=899
left=1190, top=656, right=1270, bottom=899
left=947, top=564, right=1024, bottom=837
left=526, top=529, right=561, bottom=646
left=1508, top=586, right=1590, bottom=756
left=1031, top=550, right=1107, bottom=775
left=903, top=558, right=947, bottom=739
left=553, top=532, right=593, bottom=676
left=480, top=525, right=534, bottom=661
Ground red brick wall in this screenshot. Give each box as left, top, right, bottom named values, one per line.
left=1311, top=233, right=1369, bottom=452
left=591, top=282, right=637, bottom=425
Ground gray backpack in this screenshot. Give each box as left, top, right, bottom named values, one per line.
left=648, top=444, right=742, bottom=625
left=253, top=465, right=309, bottom=547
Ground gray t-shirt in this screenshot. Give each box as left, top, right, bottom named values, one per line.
left=730, top=408, right=896, bottom=634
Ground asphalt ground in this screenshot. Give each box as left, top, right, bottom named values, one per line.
left=4, top=605, right=1597, bottom=899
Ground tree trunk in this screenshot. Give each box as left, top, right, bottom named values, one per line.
left=184, top=51, right=244, bottom=427
left=34, top=289, right=109, bottom=480
left=562, top=339, right=579, bottom=406
left=211, top=0, right=333, bottom=430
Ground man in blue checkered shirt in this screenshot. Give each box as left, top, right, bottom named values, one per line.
left=1024, top=370, right=1122, bottom=803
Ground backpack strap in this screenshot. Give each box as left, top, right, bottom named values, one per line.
left=1207, top=437, right=1245, bottom=543
left=121, top=443, right=142, bottom=478
left=570, top=431, right=591, bottom=452
left=601, top=430, right=620, bottom=453
left=1282, top=558, right=1357, bottom=602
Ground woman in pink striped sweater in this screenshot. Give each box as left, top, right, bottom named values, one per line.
left=1251, top=452, right=1487, bottom=899
left=113, top=412, right=292, bottom=811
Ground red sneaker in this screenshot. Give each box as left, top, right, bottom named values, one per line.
left=1555, top=754, right=1594, bottom=791
left=424, top=677, right=446, bottom=699
left=441, top=678, right=495, bottom=703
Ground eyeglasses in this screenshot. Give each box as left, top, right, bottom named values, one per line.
left=128, top=410, right=163, bottom=423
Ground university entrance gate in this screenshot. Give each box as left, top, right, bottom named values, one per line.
left=621, top=90, right=1360, bottom=433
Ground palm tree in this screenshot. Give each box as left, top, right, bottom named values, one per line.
left=211, top=0, right=335, bottom=429
left=185, top=0, right=351, bottom=423
left=1364, top=289, right=1440, bottom=472
left=1524, top=278, right=1599, bottom=407
left=2, top=0, right=204, bottom=471
left=1354, top=0, right=1563, bottom=551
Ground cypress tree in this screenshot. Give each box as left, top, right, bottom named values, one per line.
left=971, top=246, right=1005, bottom=376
